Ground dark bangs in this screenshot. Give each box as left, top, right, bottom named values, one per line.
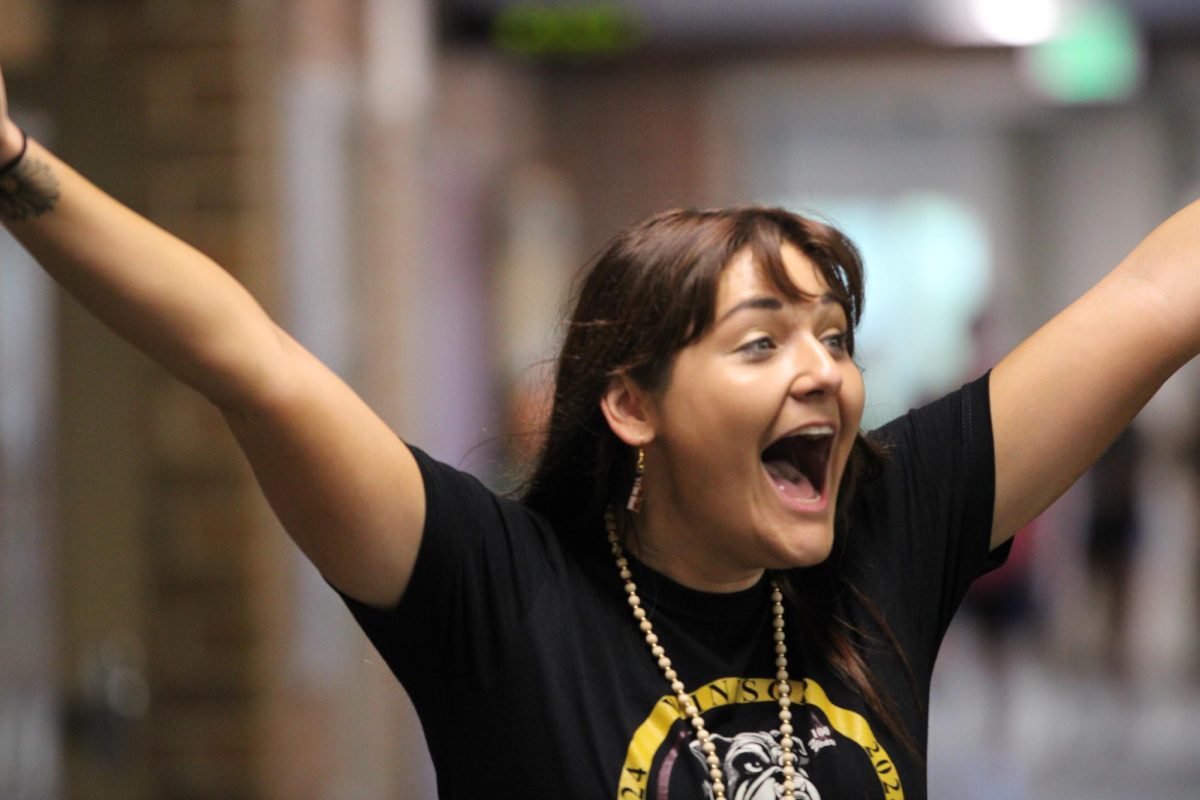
left=624, top=208, right=866, bottom=394
left=748, top=213, right=864, bottom=356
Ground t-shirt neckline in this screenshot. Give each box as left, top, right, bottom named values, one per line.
left=621, top=551, right=771, bottom=620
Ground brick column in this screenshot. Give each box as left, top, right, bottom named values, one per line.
left=139, top=3, right=289, bottom=798
left=52, top=2, right=290, bottom=798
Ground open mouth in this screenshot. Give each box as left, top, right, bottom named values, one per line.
left=761, top=426, right=834, bottom=504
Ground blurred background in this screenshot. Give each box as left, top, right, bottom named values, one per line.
left=2, top=0, right=1200, bottom=797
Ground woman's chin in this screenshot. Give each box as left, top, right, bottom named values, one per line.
left=764, top=527, right=836, bottom=570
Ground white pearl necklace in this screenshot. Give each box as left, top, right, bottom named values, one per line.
left=606, top=509, right=799, bottom=799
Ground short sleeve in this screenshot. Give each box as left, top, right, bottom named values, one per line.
left=335, top=446, right=559, bottom=704
left=854, top=371, right=1004, bottom=661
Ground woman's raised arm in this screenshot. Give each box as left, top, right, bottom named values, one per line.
left=989, top=197, right=1200, bottom=549
left=0, top=68, right=424, bottom=609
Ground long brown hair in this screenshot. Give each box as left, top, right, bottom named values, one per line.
left=522, top=206, right=919, bottom=757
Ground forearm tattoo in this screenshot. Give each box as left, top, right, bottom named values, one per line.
left=0, top=153, right=60, bottom=221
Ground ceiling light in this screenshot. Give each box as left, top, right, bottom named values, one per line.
left=969, top=0, right=1062, bottom=46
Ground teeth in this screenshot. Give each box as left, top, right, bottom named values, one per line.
left=795, top=425, right=834, bottom=437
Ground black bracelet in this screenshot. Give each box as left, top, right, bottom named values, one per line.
left=0, top=127, right=29, bottom=177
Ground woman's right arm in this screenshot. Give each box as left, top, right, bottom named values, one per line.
left=0, top=70, right=424, bottom=609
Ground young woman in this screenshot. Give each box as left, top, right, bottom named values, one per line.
left=3, top=67, right=1199, bottom=799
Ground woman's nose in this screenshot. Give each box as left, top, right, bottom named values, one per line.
left=790, top=337, right=842, bottom=398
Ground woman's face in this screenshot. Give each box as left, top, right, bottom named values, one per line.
left=635, top=244, right=865, bottom=591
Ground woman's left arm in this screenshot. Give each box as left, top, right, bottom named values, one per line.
left=990, top=197, right=1200, bottom=549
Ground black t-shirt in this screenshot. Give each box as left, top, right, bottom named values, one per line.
left=339, top=372, right=1003, bottom=799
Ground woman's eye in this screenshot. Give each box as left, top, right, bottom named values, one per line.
left=738, top=336, right=777, bottom=357
left=822, top=332, right=849, bottom=354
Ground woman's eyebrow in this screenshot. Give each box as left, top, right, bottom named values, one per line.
left=717, top=296, right=783, bottom=324
left=716, top=292, right=838, bottom=324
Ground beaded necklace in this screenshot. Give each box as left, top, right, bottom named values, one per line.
left=605, top=509, right=800, bottom=799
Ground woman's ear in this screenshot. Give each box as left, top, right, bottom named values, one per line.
left=600, top=374, right=657, bottom=447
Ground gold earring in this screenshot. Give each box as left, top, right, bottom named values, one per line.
left=626, top=446, right=645, bottom=513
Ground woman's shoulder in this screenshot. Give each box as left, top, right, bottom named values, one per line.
left=867, top=371, right=992, bottom=452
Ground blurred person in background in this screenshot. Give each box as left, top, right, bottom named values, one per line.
left=1083, top=425, right=1143, bottom=681
left=4, top=62, right=1200, bottom=800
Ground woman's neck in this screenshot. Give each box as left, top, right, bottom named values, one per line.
left=624, top=512, right=765, bottom=593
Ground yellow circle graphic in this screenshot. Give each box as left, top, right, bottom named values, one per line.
left=616, top=676, right=904, bottom=799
